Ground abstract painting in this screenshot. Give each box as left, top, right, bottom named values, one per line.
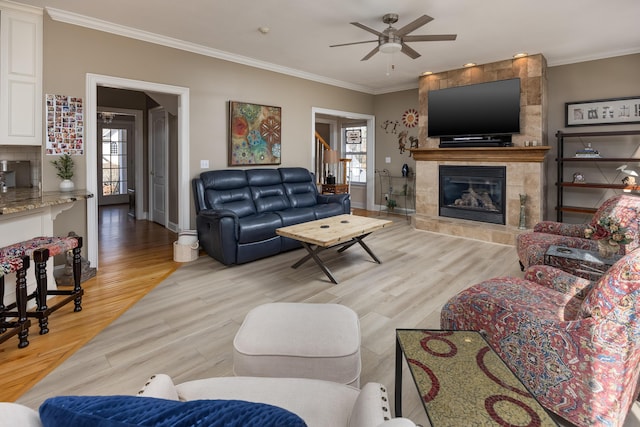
left=229, top=101, right=281, bottom=165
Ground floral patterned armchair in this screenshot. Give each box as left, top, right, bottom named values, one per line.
left=516, top=194, right=640, bottom=273
left=441, top=248, right=640, bottom=427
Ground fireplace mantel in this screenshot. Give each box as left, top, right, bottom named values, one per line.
left=411, top=145, right=550, bottom=245
left=411, top=146, right=550, bottom=163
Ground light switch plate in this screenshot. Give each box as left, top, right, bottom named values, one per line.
left=385, top=157, right=391, bottom=164
left=200, top=160, right=209, bottom=169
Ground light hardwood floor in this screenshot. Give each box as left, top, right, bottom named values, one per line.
left=0, top=205, right=179, bottom=402
left=7, top=206, right=640, bottom=426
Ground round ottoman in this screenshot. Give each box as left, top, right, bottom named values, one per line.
left=233, top=302, right=361, bottom=387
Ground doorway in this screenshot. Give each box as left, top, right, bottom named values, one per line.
left=312, top=108, right=375, bottom=211
left=86, top=74, right=190, bottom=268
left=97, top=112, right=134, bottom=206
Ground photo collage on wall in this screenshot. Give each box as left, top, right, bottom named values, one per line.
left=46, top=94, right=84, bottom=155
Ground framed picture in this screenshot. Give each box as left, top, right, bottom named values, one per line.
left=229, top=101, right=281, bottom=166
left=345, top=129, right=362, bottom=144
left=565, top=96, right=640, bottom=127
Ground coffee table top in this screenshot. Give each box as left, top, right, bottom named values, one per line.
left=396, top=329, right=557, bottom=426
left=276, top=214, right=392, bottom=247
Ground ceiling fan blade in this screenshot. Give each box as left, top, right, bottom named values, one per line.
left=350, top=22, right=384, bottom=37
left=395, top=15, right=433, bottom=37
left=329, top=40, right=377, bottom=48
left=361, top=46, right=379, bottom=61
left=403, top=34, right=457, bottom=42
left=401, top=43, right=421, bottom=59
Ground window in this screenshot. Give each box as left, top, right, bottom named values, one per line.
left=344, top=125, right=367, bottom=183
left=101, top=128, right=128, bottom=196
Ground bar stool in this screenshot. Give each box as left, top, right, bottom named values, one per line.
left=0, top=236, right=83, bottom=335
left=0, top=254, right=31, bottom=348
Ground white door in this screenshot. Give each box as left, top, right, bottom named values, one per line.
left=149, top=107, right=168, bottom=226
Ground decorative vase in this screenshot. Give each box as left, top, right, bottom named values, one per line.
left=597, top=239, right=618, bottom=259
left=518, top=194, right=527, bottom=230
left=59, top=179, right=74, bottom=192
left=401, top=164, right=409, bottom=177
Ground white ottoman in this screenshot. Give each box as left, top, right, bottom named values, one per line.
left=233, top=302, right=361, bottom=387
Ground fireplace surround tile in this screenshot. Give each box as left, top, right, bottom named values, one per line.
left=411, top=54, right=548, bottom=245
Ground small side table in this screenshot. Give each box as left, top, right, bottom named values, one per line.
left=544, top=245, right=621, bottom=278
left=321, top=183, right=348, bottom=194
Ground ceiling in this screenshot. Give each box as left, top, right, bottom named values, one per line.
left=17, top=0, right=640, bottom=94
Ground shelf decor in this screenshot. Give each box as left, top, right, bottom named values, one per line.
left=228, top=101, right=281, bottom=166
left=565, top=96, right=640, bottom=127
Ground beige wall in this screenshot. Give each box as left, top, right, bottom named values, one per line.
left=372, top=89, right=419, bottom=209
left=42, top=16, right=374, bottom=238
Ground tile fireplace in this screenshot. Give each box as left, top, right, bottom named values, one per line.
left=439, top=165, right=506, bottom=225
left=412, top=146, right=549, bottom=245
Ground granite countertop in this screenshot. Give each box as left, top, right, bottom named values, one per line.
left=0, top=188, right=94, bottom=215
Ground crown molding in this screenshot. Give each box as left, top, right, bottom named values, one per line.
left=0, top=0, right=43, bottom=14
left=45, top=7, right=377, bottom=95
left=547, top=47, right=640, bottom=67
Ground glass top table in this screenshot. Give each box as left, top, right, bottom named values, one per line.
left=544, top=244, right=622, bottom=278
left=395, top=329, right=558, bottom=426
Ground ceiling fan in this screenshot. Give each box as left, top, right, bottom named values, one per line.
left=330, top=13, right=457, bottom=61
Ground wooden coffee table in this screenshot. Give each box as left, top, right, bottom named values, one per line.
left=276, top=214, right=392, bottom=284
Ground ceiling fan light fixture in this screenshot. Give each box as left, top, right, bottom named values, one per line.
left=379, top=41, right=402, bottom=54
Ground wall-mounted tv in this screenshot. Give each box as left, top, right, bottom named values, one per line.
left=427, top=78, right=521, bottom=141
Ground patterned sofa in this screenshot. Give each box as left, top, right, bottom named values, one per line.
left=516, top=194, right=640, bottom=274
left=441, top=248, right=640, bottom=427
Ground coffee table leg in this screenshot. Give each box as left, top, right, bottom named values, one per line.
left=395, top=335, right=403, bottom=417
left=292, top=242, right=339, bottom=284
left=336, top=233, right=382, bottom=264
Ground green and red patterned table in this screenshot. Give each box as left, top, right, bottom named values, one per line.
left=395, top=329, right=558, bottom=426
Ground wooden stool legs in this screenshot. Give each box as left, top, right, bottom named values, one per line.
left=30, top=237, right=84, bottom=335
left=0, top=256, right=31, bottom=348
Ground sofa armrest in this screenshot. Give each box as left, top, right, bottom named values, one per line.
left=0, top=403, right=42, bottom=427
left=524, top=265, right=594, bottom=299
left=377, top=419, right=417, bottom=427
left=348, top=382, right=392, bottom=427
left=317, top=193, right=351, bottom=214
left=317, top=193, right=349, bottom=204
left=533, top=221, right=587, bottom=237
left=198, top=208, right=240, bottom=221
left=137, top=374, right=180, bottom=401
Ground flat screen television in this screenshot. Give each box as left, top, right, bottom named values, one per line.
left=427, top=78, right=521, bottom=140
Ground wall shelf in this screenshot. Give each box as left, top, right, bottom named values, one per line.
left=556, top=129, right=640, bottom=221
left=375, top=169, right=415, bottom=220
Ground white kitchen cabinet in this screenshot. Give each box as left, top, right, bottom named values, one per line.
left=0, top=2, right=42, bottom=145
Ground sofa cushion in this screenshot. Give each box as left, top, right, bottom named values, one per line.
left=39, top=395, right=306, bottom=427
left=280, top=168, right=319, bottom=208
left=238, top=213, right=283, bottom=243
left=200, top=170, right=256, bottom=217
left=175, top=377, right=361, bottom=427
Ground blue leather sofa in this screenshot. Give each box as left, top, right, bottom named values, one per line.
left=192, top=167, right=350, bottom=265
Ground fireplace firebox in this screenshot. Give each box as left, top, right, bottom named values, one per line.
left=439, top=165, right=506, bottom=224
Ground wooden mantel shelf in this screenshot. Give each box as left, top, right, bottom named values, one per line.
left=411, top=146, right=550, bottom=163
